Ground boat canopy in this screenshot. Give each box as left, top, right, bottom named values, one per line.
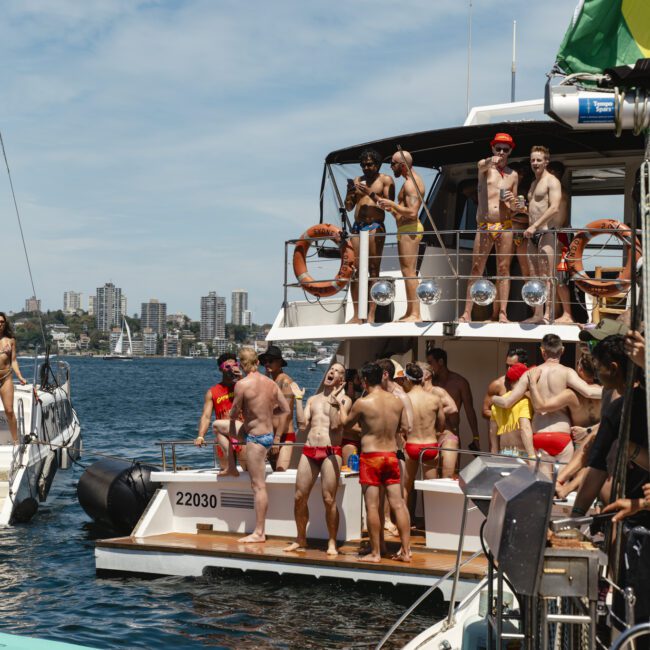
left=324, top=120, right=644, bottom=169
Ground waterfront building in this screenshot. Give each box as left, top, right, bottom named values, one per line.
left=231, top=290, right=248, bottom=326
left=200, top=292, right=226, bottom=342
left=121, top=295, right=128, bottom=319
left=63, top=291, right=82, bottom=314
left=141, top=299, right=167, bottom=336
left=131, top=338, right=144, bottom=357
left=96, top=283, right=122, bottom=333
left=24, top=296, right=41, bottom=313
left=212, top=338, right=232, bottom=356
left=189, top=342, right=209, bottom=357
left=79, top=334, right=90, bottom=351
left=109, top=328, right=122, bottom=353
left=143, top=328, right=157, bottom=356
left=164, top=332, right=181, bottom=358
left=88, top=295, right=95, bottom=316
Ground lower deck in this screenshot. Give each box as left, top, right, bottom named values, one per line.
left=96, top=529, right=487, bottom=593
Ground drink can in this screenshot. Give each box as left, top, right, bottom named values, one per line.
left=499, top=189, right=507, bottom=201
left=517, top=195, right=526, bottom=208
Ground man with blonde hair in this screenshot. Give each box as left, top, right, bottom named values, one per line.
left=376, top=150, right=426, bottom=322
left=229, top=347, right=290, bottom=543
left=523, top=146, right=572, bottom=323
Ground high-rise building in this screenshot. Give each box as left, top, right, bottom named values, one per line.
left=63, top=291, right=82, bottom=314
left=141, top=299, right=167, bottom=336
left=88, top=295, right=95, bottom=316
left=121, top=295, right=128, bottom=318
left=24, top=296, right=41, bottom=313
left=200, top=292, right=226, bottom=342
left=96, top=283, right=122, bottom=333
left=231, top=289, right=248, bottom=326
left=242, top=309, right=252, bottom=327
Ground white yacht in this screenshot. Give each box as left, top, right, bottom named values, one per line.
left=0, top=358, right=82, bottom=526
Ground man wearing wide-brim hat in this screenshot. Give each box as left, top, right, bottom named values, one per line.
left=259, top=345, right=297, bottom=471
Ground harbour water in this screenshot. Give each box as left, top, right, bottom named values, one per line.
left=0, top=358, right=439, bottom=649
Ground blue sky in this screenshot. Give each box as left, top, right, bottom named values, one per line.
left=1, top=0, right=576, bottom=323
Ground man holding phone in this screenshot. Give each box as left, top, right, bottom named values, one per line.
left=344, top=149, right=395, bottom=324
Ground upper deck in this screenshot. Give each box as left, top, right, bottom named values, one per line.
left=269, top=117, right=644, bottom=345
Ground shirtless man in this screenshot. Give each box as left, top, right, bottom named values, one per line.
left=229, top=347, right=290, bottom=543
left=527, top=353, right=601, bottom=495
left=489, top=363, right=535, bottom=458
left=492, top=334, right=602, bottom=475
left=194, top=352, right=246, bottom=473
left=507, top=162, right=533, bottom=283
left=259, top=345, right=295, bottom=472
left=342, top=362, right=411, bottom=563
left=0, top=313, right=27, bottom=444
left=284, top=363, right=351, bottom=556
left=482, top=347, right=529, bottom=420
left=427, top=347, right=481, bottom=451
left=524, top=147, right=573, bottom=324
left=401, top=364, right=445, bottom=496
left=376, top=150, right=426, bottom=322
left=345, top=148, right=395, bottom=324
left=418, top=362, right=459, bottom=478
left=459, top=133, right=518, bottom=324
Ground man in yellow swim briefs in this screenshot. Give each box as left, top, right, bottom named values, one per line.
left=376, top=150, right=426, bottom=322
left=458, top=133, right=519, bottom=324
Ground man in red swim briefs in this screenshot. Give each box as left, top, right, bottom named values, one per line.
left=401, top=363, right=445, bottom=501
left=342, top=362, right=411, bottom=563
left=194, top=352, right=246, bottom=474
left=283, top=363, right=351, bottom=556
left=493, top=334, right=602, bottom=476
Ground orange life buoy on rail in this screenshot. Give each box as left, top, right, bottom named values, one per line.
left=293, top=223, right=355, bottom=298
left=566, top=219, right=642, bottom=297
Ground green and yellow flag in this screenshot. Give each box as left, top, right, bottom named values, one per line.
left=556, top=0, right=650, bottom=75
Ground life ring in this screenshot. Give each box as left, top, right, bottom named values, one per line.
left=293, top=224, right=355, bottom=297
left=566, top=219, right=642, bottom=297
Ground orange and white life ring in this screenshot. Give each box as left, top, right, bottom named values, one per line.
left=293, top=223, right=355, bottom=298
left=566, top=219, right=642, bottom=297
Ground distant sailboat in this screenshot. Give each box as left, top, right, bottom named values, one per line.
left=103, top=318, right=134, bottom=360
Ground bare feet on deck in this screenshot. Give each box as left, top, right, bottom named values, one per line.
left=458, top=312, right=471, bottom=323
left=554, top=313, right=576, bottom=324
left=283, top=541, right=306, bottom=553
left=238, top=533, right=266, bottom=543
left=392, top=549, right=412, bottom=563
left=497, top=312, right=510, bottom=324
left=346, top=316, right=365, bottom=324
left=522, top=316, right=549, bottom=325
left=218, top=469, right=239, bottom=477
left=326, top=541, right=339, bottom=556
left=358, top=553, right=382, bottom=563
left=398, top=314, right=421, bottom=323
left=359, top=543, right=388, bottom=557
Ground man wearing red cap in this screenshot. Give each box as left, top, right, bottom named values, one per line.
left=459, top=133, right=518, bottom=324
left=489, top=362, right=535, bottom=458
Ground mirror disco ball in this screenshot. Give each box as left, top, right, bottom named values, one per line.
left=370, top=280, right=395, bottom=306
left=521, top=280, right=547, bottom=306
left=416, top=280, right=442, bottom=305
left=470, top=279, right=496, bottom=306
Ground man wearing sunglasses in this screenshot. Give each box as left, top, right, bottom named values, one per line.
left=194, top=352, right=246, bottom=476
left=459, top=132, right=518, bottom=324
left=345, top=148, right=395, bottom=324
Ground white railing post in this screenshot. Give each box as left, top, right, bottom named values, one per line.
left=358, top=230, right=369, bottom=320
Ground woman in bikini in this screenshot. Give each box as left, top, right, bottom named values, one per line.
left=0, top=312, right=27, bottom=444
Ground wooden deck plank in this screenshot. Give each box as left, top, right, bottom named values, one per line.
left=97, top=530, right=487, bottom=579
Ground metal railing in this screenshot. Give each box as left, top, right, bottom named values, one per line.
left=282, top=226, right=637, bottom=325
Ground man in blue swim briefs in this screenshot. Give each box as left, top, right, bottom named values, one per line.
left=229, top=347, right=290, bottom=543
left=345, top=148, right=395, bottom=324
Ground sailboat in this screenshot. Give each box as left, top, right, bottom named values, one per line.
left=103, top=318, right=134, bottom=361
